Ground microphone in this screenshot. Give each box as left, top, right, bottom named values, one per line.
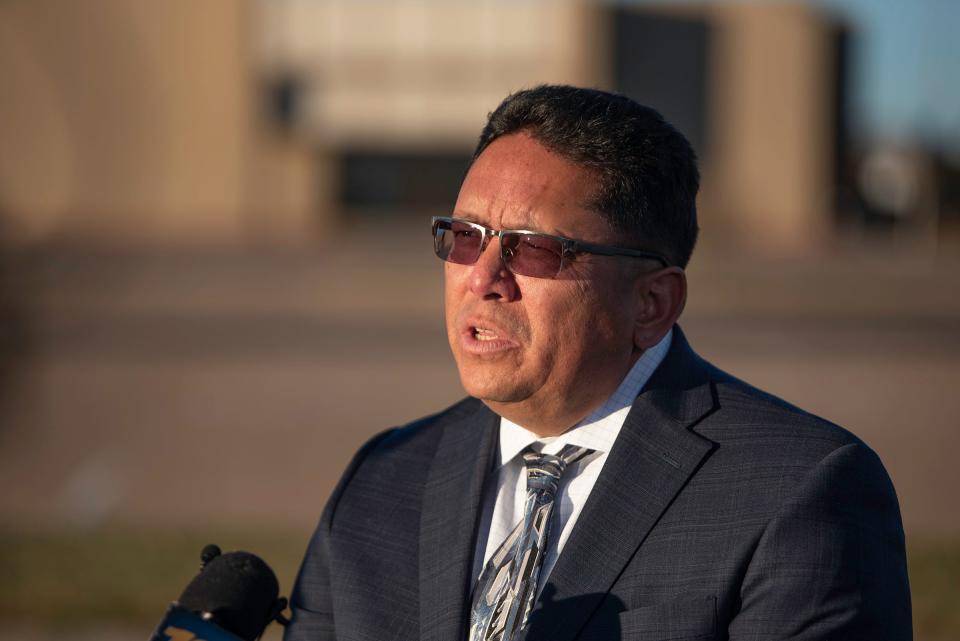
left=149, top=544, right=289, bottom=641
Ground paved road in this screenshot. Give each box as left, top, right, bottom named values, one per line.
left=1, top=224, right=958, bottom=538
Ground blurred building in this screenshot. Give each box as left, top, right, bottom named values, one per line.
left=256, top=0, right=848, bottom=255
left=0, top=0, right=955, bottom=254
left=0, top=0, right=317, bottom=247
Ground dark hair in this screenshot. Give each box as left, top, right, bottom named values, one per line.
left=473, top=85, right=699, bottom=268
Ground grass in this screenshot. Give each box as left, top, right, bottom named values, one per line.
left=908, top=539, right=960, bottom=641
left=0, top=526, right=309, bottom=633
left=0, top=527, right=957, bottom=640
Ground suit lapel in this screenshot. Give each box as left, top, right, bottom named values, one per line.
left=526, top=328, right=719, bottom=641
left=419, top=402, right=499, bottom=641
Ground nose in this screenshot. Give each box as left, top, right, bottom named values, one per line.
left=468, top=235, right=520, bottom=301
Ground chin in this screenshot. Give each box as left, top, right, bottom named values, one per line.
left=457, top=369, right=530, bottom=404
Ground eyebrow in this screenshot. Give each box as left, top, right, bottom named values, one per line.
left=454, top=212, right=482, bottom=224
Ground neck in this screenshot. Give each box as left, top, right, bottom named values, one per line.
left=484, top=401, right=587, bottom=437
left=485, top=347, right=644, bottom=437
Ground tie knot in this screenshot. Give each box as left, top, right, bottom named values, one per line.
left=522, top=444, right=593, bottom=493
left=522, top=450, right=565, bottom=486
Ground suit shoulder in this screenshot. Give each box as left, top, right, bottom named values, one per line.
left=701, top=365, right=865, bottom=458
left=322, top=396, right=485, bottom=527
left=368, top=396, right=487, bottom=455
left=689, top=366, right=901, bottom=533
left=343, top=396, right=486, bottom=479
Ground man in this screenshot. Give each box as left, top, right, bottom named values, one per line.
left=286, top=85, right=911, bottom=640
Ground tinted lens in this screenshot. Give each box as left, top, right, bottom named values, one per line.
left=501, top=232, right=565, bottom=278
left=434, top=218, right=484, bottom=265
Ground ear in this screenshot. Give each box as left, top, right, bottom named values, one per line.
left=633, top=267, right=687, bottom=350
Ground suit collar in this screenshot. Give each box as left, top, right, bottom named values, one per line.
left=525, top=326, right=719, bottom=641
left=419, top=400, right=499, bottom=641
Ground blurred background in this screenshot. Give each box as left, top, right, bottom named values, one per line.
left=0, top=0, right=957, bottom=639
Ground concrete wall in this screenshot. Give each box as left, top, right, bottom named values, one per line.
left=708, top=2, right=837, bottom=254
left=0, top=0, right=316, bottom=246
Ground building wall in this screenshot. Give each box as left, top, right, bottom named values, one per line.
left=0, top=0, right=316, bottom=246
left=707, top=2, right=837, bottom=254
left=258, top=0, right=607, bottom=149
left=0, top=0, right=845, bottom=253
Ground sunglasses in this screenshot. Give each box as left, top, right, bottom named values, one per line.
left=431, top=216, right=669, bottom=279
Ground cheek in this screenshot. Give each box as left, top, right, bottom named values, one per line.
left=443, top=265, right=467, bottom=311
left=542, top=285, right=631, bottom=355
left=528, top=285, right=598, bottom=354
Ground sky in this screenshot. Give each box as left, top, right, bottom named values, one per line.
left=811, top=0, right=959, bottom=149
left=632, top=0, right=960, bottom=152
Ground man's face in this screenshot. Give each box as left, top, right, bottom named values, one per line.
left=444, top=132, right=644, bottom=431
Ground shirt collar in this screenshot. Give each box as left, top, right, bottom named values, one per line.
left=497, top=328, right=673, bottom=466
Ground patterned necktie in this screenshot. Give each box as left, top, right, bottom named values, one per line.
left=469, top=443, right=593, bottom=641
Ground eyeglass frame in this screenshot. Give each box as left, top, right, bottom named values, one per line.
left=431, top=216, right=670, bottom=279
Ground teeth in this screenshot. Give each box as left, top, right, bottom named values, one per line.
left=474, top=327, right=498, bottom=341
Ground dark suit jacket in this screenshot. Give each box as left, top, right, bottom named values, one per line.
left=286, top=328, right=912, bottom=641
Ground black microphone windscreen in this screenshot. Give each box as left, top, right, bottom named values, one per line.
left=177, top=550, right=280, bottom=641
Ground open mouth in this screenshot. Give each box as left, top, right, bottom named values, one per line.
left=460, top=321, right=519, bottom=355
left=472, top=327, right=499, bottom=342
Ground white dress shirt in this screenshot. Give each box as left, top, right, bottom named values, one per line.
left=471, top=328, right=673, bottom=589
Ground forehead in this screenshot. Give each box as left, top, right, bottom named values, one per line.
left=455, top=132, right=606, bottom=236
